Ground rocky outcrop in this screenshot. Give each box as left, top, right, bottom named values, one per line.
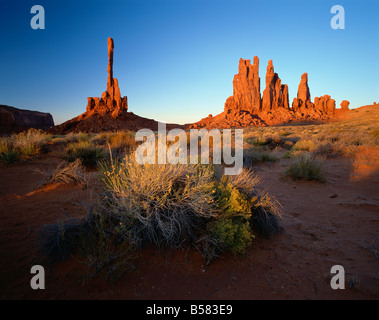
left=292, top=73, right=314, bottom=112
left=190, top=56, right=349, bottom=129
left=224, top=57, right=261, bottom=114
left=340, top=100, right=350, bottom=111
left=0, top=105, right=54, bottom=133
left=261, top=60, right=288, bottom=111
left=314, top=95, right=336, bottom=115
left=86, top=37, right=128, bottom=119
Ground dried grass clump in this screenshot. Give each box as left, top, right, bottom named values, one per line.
left=38, top=159, right=88, bottom=187
left=0, top=129, right=52, bottom=163
left=292, top=139, right=317, bottom=152
left=98, top=156, right=218, bottom=247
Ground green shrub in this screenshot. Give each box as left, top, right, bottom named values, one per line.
left=65, top=141, right=106, bottom=166
left=285, top=153, right=326, bottom=182
left=0, top=149, right=20, bottom=165
left=208, top=218, right=253, bottom=255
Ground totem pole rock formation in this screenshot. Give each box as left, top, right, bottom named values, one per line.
left=86, top=37, right=128, bottom=119
left=49, top=37, right=186, bottom=134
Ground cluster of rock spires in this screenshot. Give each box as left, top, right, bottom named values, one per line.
left=190, top=57, right=350, bottom=129
left=0, top=105, right=54, bottom=133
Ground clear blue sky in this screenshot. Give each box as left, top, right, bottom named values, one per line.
left=0, top=0, right=378, bottom=125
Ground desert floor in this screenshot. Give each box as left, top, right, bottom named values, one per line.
left=0, top=109, right=378, bottom=300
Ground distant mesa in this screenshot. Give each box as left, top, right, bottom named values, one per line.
left=49, top=38, right=182, bottom=134
left=190, top=57, right=350, bottom=129
left=0, top=105, right=54, bottom=134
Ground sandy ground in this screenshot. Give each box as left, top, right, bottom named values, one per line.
left=0, top=146, right=378, bottom=300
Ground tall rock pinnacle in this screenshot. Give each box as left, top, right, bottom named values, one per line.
left=292, top=72, right=312, bottom=111
left=261, top=60, right=289, bottom=111
left=224, top=56, right=261, bottom=114
left=86, top=37, right=128, bottom=118
left=107, top=37, right=114, bottom=89
left=297, top=73, right=311, bottom=102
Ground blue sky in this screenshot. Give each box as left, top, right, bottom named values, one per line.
left=0, top=0, right=378, bottom=125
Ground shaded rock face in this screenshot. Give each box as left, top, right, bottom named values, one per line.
left=0, top=105, right=54, bottom=133
left=86, top=37, right=128, bottom=119
left=190, top=56, right=348, bottom=129
left=261, top=60, right=289, bottom=111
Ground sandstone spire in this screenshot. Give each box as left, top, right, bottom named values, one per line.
left=261, top=60, right=288, bottom=111
left=224, top=56, right=261, bottom=113
left=107, top=37, right=114, bottom=89
left=86, top=37, right=128, bottom=118
left=297, top=73, right=311, bottom=102
left=292, top=72, right=313, bottom=111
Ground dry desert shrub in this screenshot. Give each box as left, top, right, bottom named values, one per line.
left=40, top=155, right=283, bottom=277
left=0, top=129, right=52, bottom=163
left=98, top=156, right=218, bottom=248
left=292, top=139, right=317, bottom=152
left=285, top=152, right=326, bottom=182
left=38, top=159, right=88, bottom=187
left=12, top=129, right=52, bottom=156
